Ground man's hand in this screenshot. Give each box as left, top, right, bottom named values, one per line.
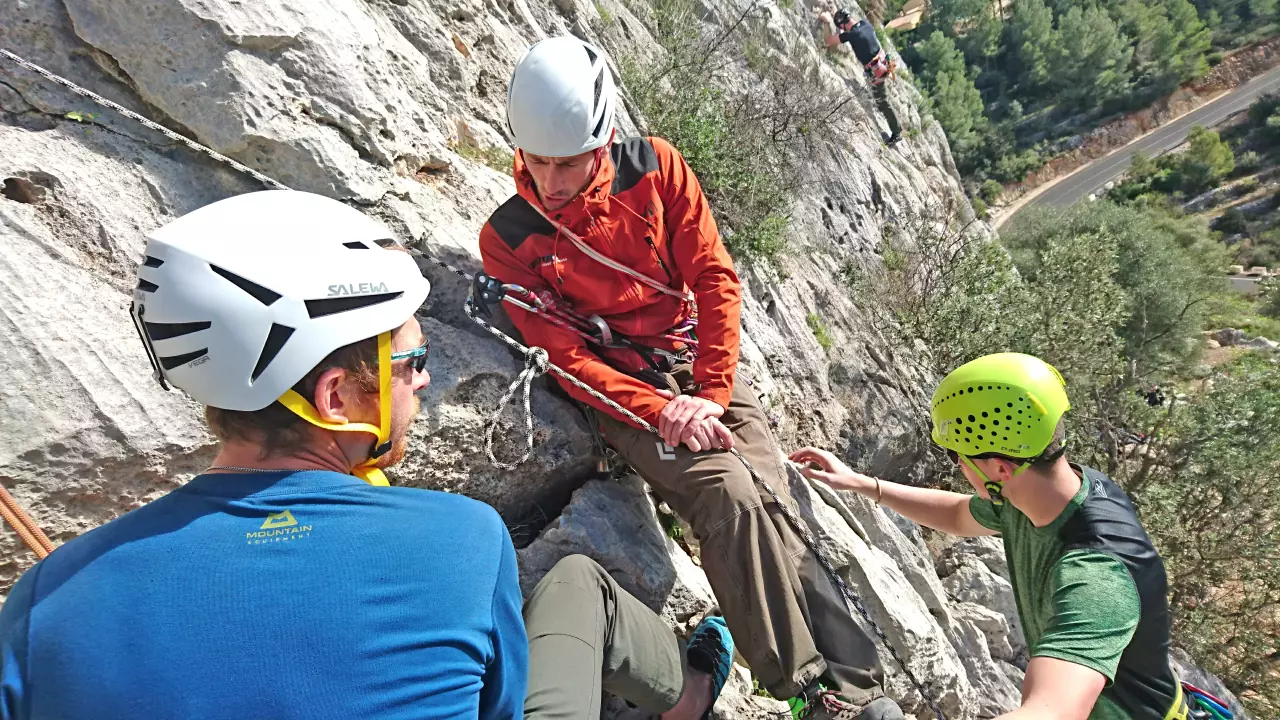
left=654, top=390, right=732, bottom=451
left=788, top=447, right=876, bottom=494
left=681, top=417, right=735, bottom=452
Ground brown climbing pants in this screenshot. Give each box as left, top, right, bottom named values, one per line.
left=524, top=554, right=687, bottom=719
left=596, top=364, right=886, bottom=701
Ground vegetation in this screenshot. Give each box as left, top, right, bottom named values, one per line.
left=1110, top=93, right=1280, bottom=269
left=623, top=0, right=851, bottom=271
left=897, top=0, right=1259, bottom=190
left=856, top=198, right=1278, bottom=714
left=449, top=121, right=514, bottom=175
left=806, top=312, right=834, bottom=351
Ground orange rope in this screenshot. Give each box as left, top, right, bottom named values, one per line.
left=0, top=480, right=53, bottom=559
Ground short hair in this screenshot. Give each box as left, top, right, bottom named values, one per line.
left=205, top=336, right=380, bottom=457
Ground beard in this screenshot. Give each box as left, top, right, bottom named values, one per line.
left=375, top=394, right=421, bottom=469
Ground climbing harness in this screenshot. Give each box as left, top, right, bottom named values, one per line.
left=0, top=48, right=946, bottom=720
left=865, top=52, right=897, bottom=86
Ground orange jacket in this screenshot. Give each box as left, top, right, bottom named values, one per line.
left=478, top=136, right=742, bottom=428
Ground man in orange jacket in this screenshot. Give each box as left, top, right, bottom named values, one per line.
left=478, top=36, right=903, bottom=720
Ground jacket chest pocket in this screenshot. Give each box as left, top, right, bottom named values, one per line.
left=590, top=207, right=674, bottom=288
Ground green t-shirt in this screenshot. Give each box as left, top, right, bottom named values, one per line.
left=969, top=468, right=1184, bottom=720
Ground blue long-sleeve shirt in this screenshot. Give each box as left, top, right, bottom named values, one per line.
left=0, top=470, right=527, bottom=719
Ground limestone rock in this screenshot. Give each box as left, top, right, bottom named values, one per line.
left=938, top=537, right=1028, bottom=666
left=518, top=476, right=717, bottom=627
left=783, top=464, right=981, bottom=719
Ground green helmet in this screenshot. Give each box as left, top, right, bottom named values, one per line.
left=930, top=353, right=1070, bottom=460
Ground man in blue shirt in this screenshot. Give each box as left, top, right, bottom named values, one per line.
left=0, top=191, right=525, bottom=719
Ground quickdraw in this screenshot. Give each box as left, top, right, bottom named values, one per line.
left=0, top=47, right=948, bottom=720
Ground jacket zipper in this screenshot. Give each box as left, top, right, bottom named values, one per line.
left=645, top=235, right=674, bottom=283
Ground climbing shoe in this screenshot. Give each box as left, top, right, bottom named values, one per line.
left=686, top=615, right=735, bottom=720
left=787, top=683, right=905, bottom=720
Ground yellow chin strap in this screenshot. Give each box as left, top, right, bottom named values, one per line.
left=278, top=331, right=394, bottom=486
left=960, top=455, right=1030, bottom=506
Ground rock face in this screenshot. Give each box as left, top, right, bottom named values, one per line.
left=0, top=0, right=1245, bottom=717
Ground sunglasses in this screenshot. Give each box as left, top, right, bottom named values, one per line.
left=946, top=449, right=1004, bottom=465
left=390, top=337, right=430, bottom=373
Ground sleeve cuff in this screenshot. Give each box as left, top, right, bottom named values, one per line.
left=1029, top=649, right=1117, bottom=686
left=695, top=385, right=732, bottom=409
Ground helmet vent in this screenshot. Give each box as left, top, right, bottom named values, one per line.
left=343, top=241, right=370, bottom=249
left=159, top=348, right=208, bottom=370
left=210, top=265, right=282, bottom=306
left=145, top=320, right=212, bottom=341
left=593, top=69, right=604, bottom=111
left=251, top=323, right=295, bottom=382
left=584, top=44, right=598, bottom=64
left=143, top=255, right=165, bottom=268
left=591, top=109, right=607, bottom=142
left=137, top=278, right=159, bottom=293
left=305, top=291, right=404, bottom=319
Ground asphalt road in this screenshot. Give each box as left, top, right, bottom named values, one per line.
left=1021, top=65, right=1280, bottom=210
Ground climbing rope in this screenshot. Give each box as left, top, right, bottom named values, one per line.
left=0, top=480, right=54, bottom=559
left=0, top=47, right=947, bottom=720
left=485, top=347, right=550, bottom=469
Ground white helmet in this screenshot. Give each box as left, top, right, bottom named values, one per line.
left=130, top=190, right=431, bottom=412
left=506, top=36, right=617, bottom=157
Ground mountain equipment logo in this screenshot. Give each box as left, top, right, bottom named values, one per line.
left=261, top=510, right=297, bottom=529
left=246, top=510, right=313, bottom=545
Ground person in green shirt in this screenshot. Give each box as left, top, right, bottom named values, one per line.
left=791, top=353, right=1191, bottom=720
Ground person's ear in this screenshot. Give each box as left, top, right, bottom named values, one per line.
left=312, top=368, right=352, bottom=423
left=995, top=457, right=1021, bottom=483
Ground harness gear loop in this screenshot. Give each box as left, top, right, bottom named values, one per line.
left=484, top=346, right=550, bottom=470
left=0, top=48, right=946, bottom=720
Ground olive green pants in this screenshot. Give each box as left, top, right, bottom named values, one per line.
left=596, top=366, right=885, bottom=701
left=872, top=81, right=901, bottom=139
left=524, top=554, right=687, bottom=719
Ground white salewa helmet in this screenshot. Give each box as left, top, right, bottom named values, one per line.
left=130, top=190, right=430, bottom=412
left=506, top=36, right=617, bottom=157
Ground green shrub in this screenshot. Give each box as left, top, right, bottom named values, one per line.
left=979, top=179, right=1003, bottom=203
left=1236, top=150, right=1261, bottom=172
left=1216, top=207, right=1249, bottom=235
left=806, top=312, right=834, bottom=351
left=971, top=196, right=989, bottom=219
left=1207, top=49, right=1225, bottom=65
left=622, top=0, right=850, bottom=272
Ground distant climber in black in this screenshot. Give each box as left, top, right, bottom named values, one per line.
left=1143, top=384, right=1166, bottom=408
left=818, top=6, right=902, bottom=145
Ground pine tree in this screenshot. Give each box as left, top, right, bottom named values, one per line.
left=1052, top=5, right=1134, bottom=110
left=916, top=31, right=988, bottom=163
left=1008, top=0, right=1058, bottom=94
left=921, top=0, right=1002, bottom=62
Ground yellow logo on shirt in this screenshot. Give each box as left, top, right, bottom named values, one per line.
left=245, top=509, right=313, bottom=545
left=260, top=510, right=297, bottom=529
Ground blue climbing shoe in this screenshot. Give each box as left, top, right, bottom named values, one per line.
left=686, top=615, right=734, bottom=719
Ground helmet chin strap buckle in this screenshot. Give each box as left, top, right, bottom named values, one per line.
left=985, top=480, right=1006, bottom=506
left=370, top=440, right=393, bottom=459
